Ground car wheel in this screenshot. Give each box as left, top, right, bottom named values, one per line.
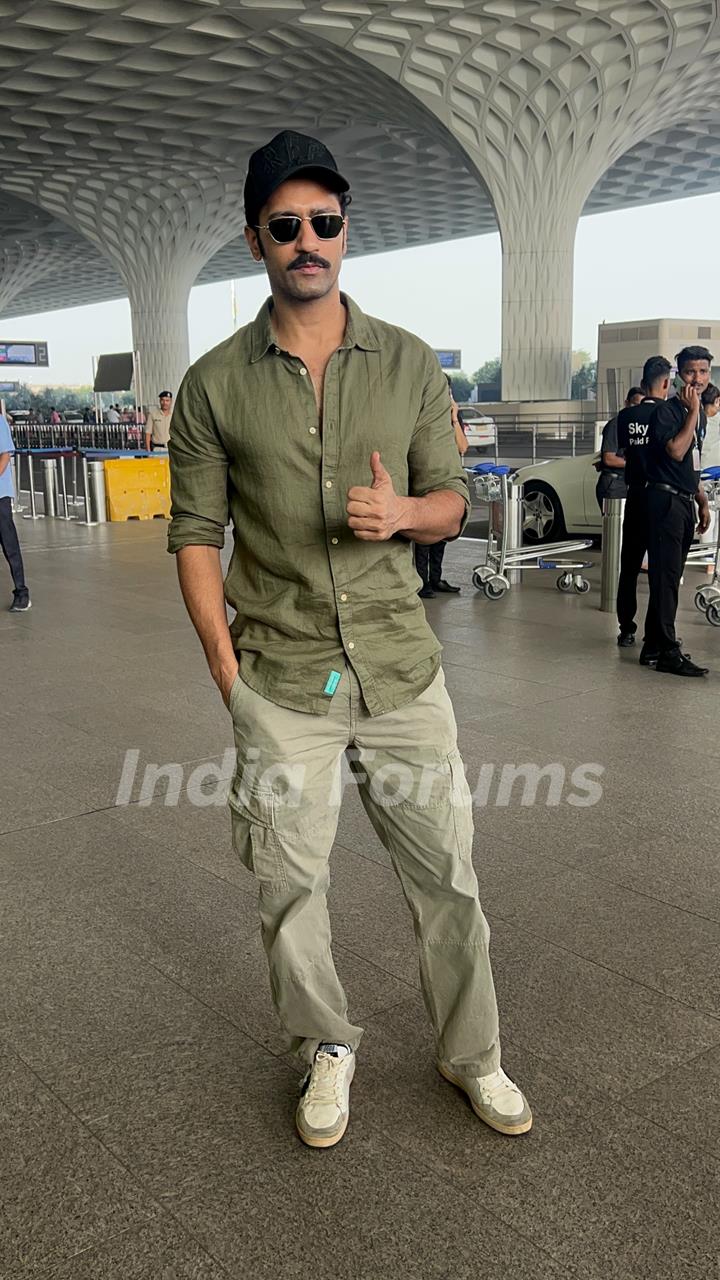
left=522, top=482, right=566, bottom=544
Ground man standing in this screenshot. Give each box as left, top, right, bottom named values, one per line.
left=144, top=391, right=173, bottom=451
left=415, top=375, right=467, bottom=598
left=643, top=346, right=712, bottom=675
left=0, top=412, right=31, bottom=612
left=595, top=387, right=644, bottom=515
left=615, top=360, right=671, bottom=648
left=168, top=130, right=530, bottom=1148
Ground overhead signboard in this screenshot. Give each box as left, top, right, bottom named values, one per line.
left=0, top=341, right=49, bottom=367
left=0, top=381, right=19, bottom=393
left=434, top=349, right=462, bottom=370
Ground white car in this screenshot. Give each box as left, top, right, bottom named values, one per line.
left=518, top=438, right=720, bottom=542
left=460, top=408, right=496, bottom=453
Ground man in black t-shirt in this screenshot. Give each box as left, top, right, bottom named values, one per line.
left=614, top=358, right=671, bottom=647
left=596, top=387, right=643, bottom=514
left=642, top=345, right=712, bottom=676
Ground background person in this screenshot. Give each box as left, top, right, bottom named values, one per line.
left=169, top=129, right=530, bottom=1151
left=595, top=387, right=644, bottom=513
left=615, top=360, right=671, bottom=647
left=0, top=412, right=31, bottom=612
left=699, top=383, right=720, bottom=568
left=144, top=391, right=173, bottom=451
left=415, top=374, right=468, bottom=598
left=643, top=346, right=712, bottom=676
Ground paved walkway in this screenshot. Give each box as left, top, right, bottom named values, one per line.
left=1, top=519, right=719, bottom=1279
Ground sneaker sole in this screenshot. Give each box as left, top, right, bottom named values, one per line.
left=295, top=1112, right=349, bottom=1149
left=438, top=1064, right=533, bottom=1135
left=10, top=602, right=31, bottom=612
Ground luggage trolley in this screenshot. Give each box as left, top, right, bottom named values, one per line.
left=691, top=466, right=720, bottom=627
left=466, top=463, right=594, bottom=601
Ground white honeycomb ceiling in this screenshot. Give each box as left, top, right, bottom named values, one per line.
left=0, top=0, right=719, bottom=319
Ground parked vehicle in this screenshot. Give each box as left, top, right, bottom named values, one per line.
left=459, top=407, right=496, bottom=453
left=518, top=436, right=720, bottom=542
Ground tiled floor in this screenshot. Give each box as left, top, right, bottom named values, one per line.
left=1, top=517, right=719, bottom=1278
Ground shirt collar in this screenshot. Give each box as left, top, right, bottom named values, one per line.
left=248, top=292, right=379, bottom=364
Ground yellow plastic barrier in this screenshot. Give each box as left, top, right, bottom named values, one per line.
left=104, top=456, right=170, bottom=522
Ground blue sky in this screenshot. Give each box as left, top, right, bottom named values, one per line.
left=11, top=189, right=720, bottom=387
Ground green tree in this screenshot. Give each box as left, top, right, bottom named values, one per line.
left=449, top=371, right=473, bottom=401
left=472, top=357, right=502, bottom=386
left=571, top=361, right=597, bottom=399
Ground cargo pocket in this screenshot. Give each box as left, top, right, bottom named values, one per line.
left=448, top=749, right=474, bottom=860
left=228, top=780, right=289, bottom=894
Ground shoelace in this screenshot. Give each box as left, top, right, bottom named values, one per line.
left=304, top=1053, right=345, bottom=1108
left=478, top=1069, right=517, bottom=1101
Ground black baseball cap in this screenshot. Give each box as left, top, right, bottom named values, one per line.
left=159, top=390, right=172, bottom=398
left=244, top=130, right=349, bottom=228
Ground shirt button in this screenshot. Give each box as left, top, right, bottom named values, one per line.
left=331, top=537, right=339, bottom=545
left=299, top=367, right=307, bottom=376
left=309, top=427, right=317, bottom=435
left=325, top=480, right=333, bottom=489
left=274, top=346, right=280, bottom=354
left=348, top=641, right=355, bottom=650
left=340, top=592, right=348, bottom=602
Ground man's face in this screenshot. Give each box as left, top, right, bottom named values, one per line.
left=160, top=395, right=172, bottom=412
left=678, top=359, right=711, bottom=394
left=244, top=178, right=347, bottom=304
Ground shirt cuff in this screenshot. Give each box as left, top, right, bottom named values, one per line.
left=167, top=517, right=225, bottom=555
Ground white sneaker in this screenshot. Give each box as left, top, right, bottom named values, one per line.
left=439, top=1062, right=532, bottom=1135
left=296, top=1043, right=355, bottom=1148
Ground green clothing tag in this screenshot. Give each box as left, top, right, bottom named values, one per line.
left=323, top=670, right=342, bottom=696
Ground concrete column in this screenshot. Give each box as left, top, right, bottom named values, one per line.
left=499, top=208, right=578, bottom=403
left=126, top=259, right=200, bottom=403
left=0, top=242, right=84, bottom=316
left=0, top=171, right=246, bottom=398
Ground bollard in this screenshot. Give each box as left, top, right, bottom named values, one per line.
left=88, top=459, right=107, bottom=523
left=600, top=495, right=625, bottom=612
left=11, top=456, right=26, bottom=513
left=57, top=454, right=73, bottom=520
left=505, top=474, right=524, bottom=585
left=42, top=457, right=58, bottom=518
left=23, top=454, right=44, bottom=520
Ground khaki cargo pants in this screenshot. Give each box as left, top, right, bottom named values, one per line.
left=227, top=664, right=500, bottom=1076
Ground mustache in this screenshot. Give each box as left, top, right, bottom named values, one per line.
left=288, top=253, right=330, bottom=271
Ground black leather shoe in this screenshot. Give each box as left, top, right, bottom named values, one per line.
left=431, top=580, right=461, bottom=594
left=617, top=632, right=636, bottom=647
left=639, top=646, right=659, bottom=666
left=418, top=585, right=436, bottom=599
left=656, top=654, right=708, bottom=677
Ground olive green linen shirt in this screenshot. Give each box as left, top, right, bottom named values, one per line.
left=168, top=294, right=469, bottom=716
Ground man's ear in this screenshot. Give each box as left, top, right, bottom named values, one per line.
left=244, top=225, right=263, bottom=262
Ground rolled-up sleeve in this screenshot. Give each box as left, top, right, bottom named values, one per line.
left=408, top=350, right=470, bottom=538
left=167, top=370, right=229, bottom=554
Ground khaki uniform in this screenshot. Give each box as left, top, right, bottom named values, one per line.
left=146, top=406, right=172, bottom=446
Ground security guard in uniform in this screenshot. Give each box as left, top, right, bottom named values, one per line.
left=642, top=346, right=713, bottom=676
left=595, top=387, right=644, bottom=513
left=614, top=358, right=672, bottom=647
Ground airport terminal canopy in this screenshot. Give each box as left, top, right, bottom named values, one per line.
left=0, top=0, right=719, bottom=400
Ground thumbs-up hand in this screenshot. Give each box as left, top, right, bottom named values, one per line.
left=347, top=450, right=407, bottom=540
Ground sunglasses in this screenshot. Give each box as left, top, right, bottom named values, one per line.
left=255, top=213, right=345, bottom=244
